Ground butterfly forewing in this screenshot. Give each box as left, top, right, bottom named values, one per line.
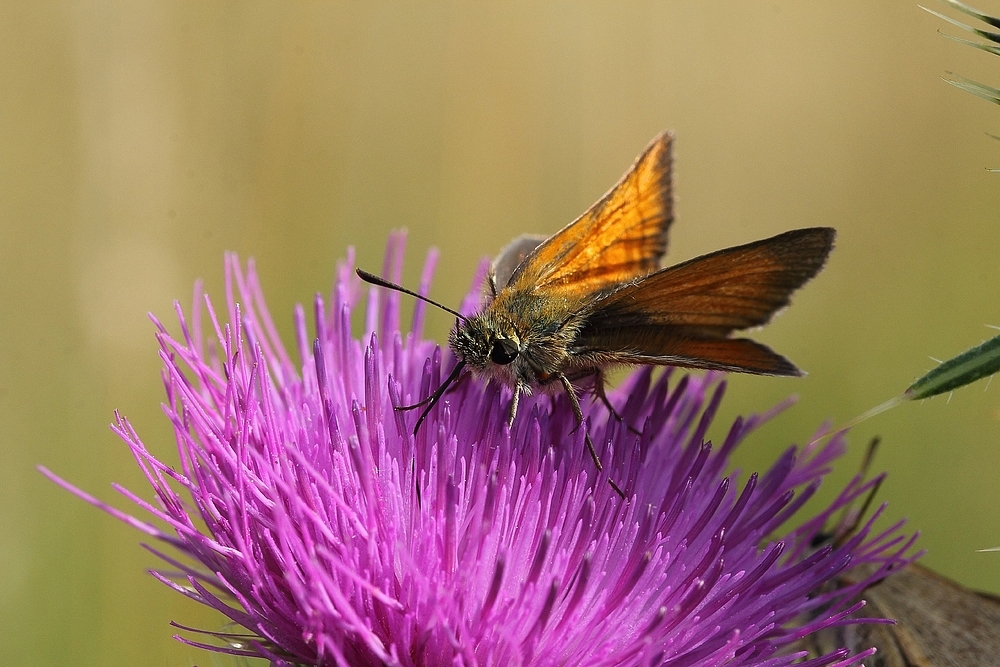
left=573, top=227, right=834, bottom=375
left=508, top=132, right=674, bottom=295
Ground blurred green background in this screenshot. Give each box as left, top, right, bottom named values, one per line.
left=4, top=2, right=1000, bottom=665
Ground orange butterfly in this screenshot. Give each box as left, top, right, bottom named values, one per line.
left=359, top=132, right=833, bottom=477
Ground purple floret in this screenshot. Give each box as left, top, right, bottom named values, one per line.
left=44, top=232, right=918, bottom=667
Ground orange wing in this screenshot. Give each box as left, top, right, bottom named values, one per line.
left=574, top=227, right=835, bottom=375
left=506, top=132, right=674, bottom=294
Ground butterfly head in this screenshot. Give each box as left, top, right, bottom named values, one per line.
left=449, top=314, right=521, bottom=376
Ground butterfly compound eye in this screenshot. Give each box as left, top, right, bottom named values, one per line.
left=489, top=339, right=519, bottom=365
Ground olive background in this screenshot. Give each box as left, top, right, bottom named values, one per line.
left=4, top=2, right=1000, bottom=665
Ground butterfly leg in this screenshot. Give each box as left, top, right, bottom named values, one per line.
left=568, top=368, right=641, bottom=436
left=593, top=379, right=621, bottom=420
left=507, top=383, right=522, bottom=428
left=591, top=371, right=643, bottom=436
left=404, top=360, right=467, bottom=436
left=558, top=374, right=602, bottom=471
left=559, top=375, right=626, bottom=499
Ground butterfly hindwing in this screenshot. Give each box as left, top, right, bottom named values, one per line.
left=575, top=328, right=801, bottom=376
left=490, top=234, right=547, bottom=293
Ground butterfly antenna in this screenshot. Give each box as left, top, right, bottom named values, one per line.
left=356, top=268, right=469, bottom=322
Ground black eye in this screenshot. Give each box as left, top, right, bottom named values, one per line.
left=489, top=339, right=518, bottom=365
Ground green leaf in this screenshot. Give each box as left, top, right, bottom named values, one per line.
left=904, top=332, right=1000, bottom=399
left=944, top=73, right=1000, bottom=105
left=937, top=0, right=1000, bottom=31
left=923, top=3, right=1000, bottom=44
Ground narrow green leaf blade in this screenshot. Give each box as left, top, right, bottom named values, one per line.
left=940, top=0, right=1000, bottom=31
left=904, top=333, right=1000, bottom=400
left=945, top=73, right=1000, bottom=104
left=924, top=4, right=1000, bottom=44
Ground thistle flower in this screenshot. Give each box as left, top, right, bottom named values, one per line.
left=44, top=233, right=918, bottom=667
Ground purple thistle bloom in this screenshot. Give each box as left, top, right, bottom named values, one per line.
left=44, top=233, right=918, bottom=667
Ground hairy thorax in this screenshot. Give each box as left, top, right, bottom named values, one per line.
left=449, top=287, right=584, bottom=392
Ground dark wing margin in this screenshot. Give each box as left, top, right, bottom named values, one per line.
left=573, top=227, right=835, bottom=376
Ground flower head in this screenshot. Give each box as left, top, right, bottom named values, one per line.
left=46, top=232, right=918, bottom=666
